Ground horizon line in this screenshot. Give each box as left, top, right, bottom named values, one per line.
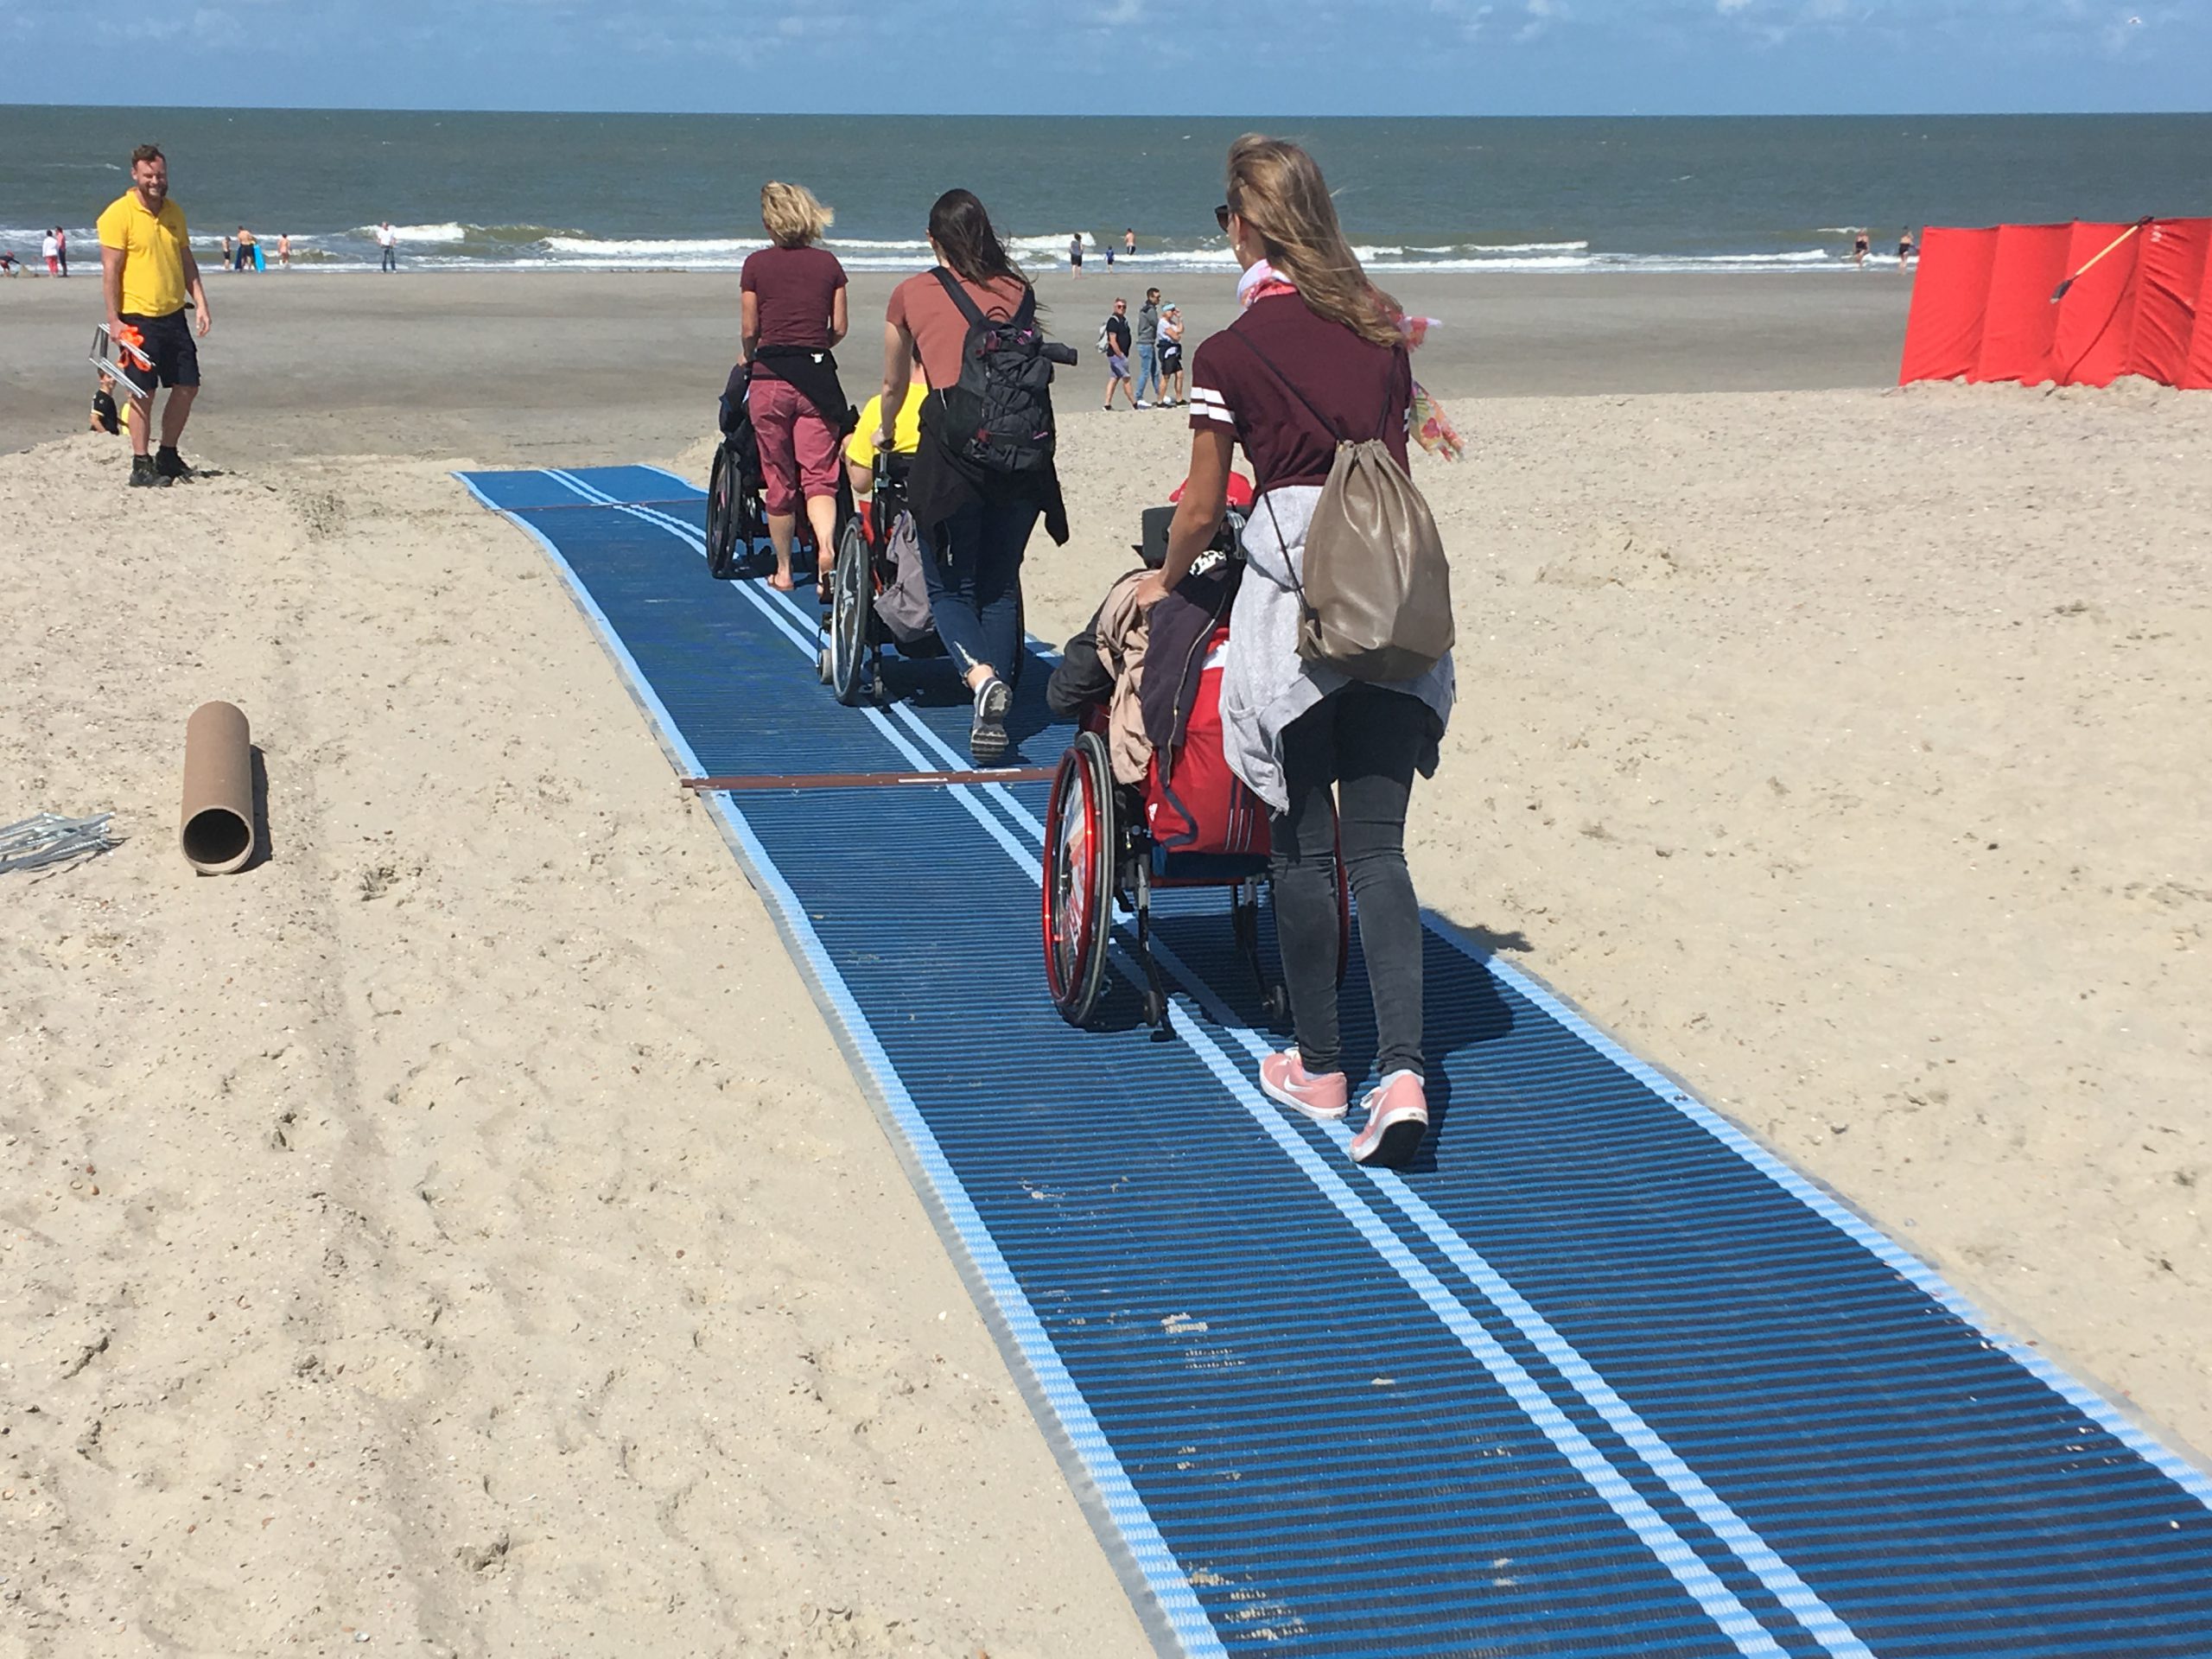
left=3, top=101, right=2208, bottom=121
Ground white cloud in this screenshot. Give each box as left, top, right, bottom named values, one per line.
left=1514, top=0, right=1560, bottom=44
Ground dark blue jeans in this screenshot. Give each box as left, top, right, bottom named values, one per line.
left=1272, top=683, right=1429, bottom=1081
left=918, top=496, right=1038, bottom=683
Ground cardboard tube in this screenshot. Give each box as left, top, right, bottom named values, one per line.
left=180, top=701, right=255, bottom=874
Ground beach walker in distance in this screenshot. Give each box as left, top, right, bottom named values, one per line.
left=1042, top=486, right=1344, bottom=1029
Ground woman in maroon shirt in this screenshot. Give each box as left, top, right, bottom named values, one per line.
left=1142, top=136, right=1456, bottom=1169
left=739, top=181, right=849, bottom=592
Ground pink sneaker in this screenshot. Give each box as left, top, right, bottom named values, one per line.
left=1259, top=1051, right=1349, bottom=1122
left=1350, top=1071, right=1429, bottom=1167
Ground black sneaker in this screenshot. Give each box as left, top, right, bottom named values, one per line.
left=154, top=448, right=196, bottom=481
left=969, top=677, right=1013, bottom=765
left=129, top=455, right=170, bottom=488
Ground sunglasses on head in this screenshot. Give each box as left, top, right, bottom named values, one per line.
left=1215, top=203, right=1231, bottom=232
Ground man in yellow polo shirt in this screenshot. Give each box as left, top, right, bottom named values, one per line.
left=97, top=143, right=212, bottom=488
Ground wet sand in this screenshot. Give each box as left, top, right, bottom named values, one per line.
left=0, top=267, right=1914, bottom=461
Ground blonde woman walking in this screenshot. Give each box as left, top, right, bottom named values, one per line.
left=1140, top=136, right=1453, bottom=1168
left=740, top=181, right=849, bottom=593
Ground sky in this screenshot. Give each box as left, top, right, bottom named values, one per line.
left=3, top=0, right=2206, bottom=116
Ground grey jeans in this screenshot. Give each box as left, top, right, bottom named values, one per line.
left=1271, top=683, right=1428, bottom=1081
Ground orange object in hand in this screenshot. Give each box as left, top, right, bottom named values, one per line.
left=113, top=324, right=151, bottom=367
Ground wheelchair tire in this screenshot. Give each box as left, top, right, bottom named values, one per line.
left=1043, top=732, right=1116, bottom=1027
left=829, top=516, right=873, bottom=707
left=1009, top=584, right=1027, bottom=690
left=706, top=446, right=740, bottom=580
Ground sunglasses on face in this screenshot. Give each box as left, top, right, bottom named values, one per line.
left=1215, top=204, right=1231, bottom=232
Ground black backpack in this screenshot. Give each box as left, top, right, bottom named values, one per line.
left=929, top=268, right=1064, bottom=476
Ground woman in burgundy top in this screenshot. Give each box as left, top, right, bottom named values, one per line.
left=1142, top=136, right=1456, bottom=1169
left=739, top=181, right=849, bottom=592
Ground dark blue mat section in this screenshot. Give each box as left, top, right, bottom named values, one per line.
left=460, top=465, right=2212, bottom=1659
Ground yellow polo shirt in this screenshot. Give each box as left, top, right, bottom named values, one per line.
left=845, top=382, right=929, bottom=471
left=95, top=192, right=191, bottom=317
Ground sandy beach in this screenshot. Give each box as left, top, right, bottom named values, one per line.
left=3, top=267, right=2208, bottom=1656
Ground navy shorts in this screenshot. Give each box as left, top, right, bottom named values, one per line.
left=118, top=309, right=200, bottom=396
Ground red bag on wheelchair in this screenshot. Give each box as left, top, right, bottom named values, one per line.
left=1143, top=626, right=1268, bottom=863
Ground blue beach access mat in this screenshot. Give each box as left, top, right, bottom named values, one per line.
left=461, top=464, right=2212, bottom=1659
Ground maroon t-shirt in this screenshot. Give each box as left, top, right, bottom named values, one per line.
left=1187, top=293, right=1411, bottom=489
left=741, top=244, right=848, bottom=351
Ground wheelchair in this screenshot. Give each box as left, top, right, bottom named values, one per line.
left=1041, top=493, right=1344, bottom=1030
left=705, top=365, right=847, bottom=587
left=704, top=435, right=766, bottom=580
left=820, top=453, right=1024, bottom=709
left=706, top=366, right=765, bottom=580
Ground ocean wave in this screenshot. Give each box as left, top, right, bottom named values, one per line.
left=1007, top=232, right=1094, bottom=255
left=145, top=223, right=1863, bottom=278
left=356, top=221, right=467, bottom=242
left=541, top=234, right=760, bottom=257
left=346, top=222, right=584, bottom=245
left=1689, top=249, right=1833, bottom=264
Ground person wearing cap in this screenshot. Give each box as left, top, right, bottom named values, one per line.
left=1156, top=301, right=1186, bottom=406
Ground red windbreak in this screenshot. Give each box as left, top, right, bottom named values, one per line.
left=1897, top=227, right=2000, bottom=385
left=1971, top=224, right=2073, bottom=385
left=2049, top=221, right=2139, bottom=389
left=2186, top=230, right=2212, bottom=391
left=1902, top=218, right=2211, bottom=390
left=2130, top=219, right=2209, bottom=386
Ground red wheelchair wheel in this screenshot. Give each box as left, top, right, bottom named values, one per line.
left=1043, top=733, right=1116, bottom=1027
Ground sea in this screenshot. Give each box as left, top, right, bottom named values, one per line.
left=3, top=108, right=2207, bottom=278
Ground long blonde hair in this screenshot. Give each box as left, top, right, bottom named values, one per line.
left=1225, top=135, right=1400, bottom=348
left=760, top=181, right=832, bottom=249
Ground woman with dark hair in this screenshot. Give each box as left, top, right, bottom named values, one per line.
left=1138, top=135, right=1455, bottom=1169
left=875, top=188, right=1069, bottom=762
left=741, top=181, right=849, bottom=593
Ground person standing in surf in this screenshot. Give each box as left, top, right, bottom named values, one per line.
left=98, top=143, right=212, bottom=488
left=377, top=221, right=397, bottom=272
left=1141, top=135, right=1452, bottom=1169
left=739, top=181, right=849, bottom=594
left=875, top=188, right=1069, bottom=763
